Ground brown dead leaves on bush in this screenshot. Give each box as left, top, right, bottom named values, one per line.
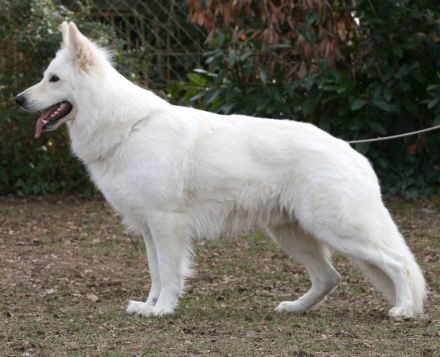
left=188, top=0, right=357, bottom=80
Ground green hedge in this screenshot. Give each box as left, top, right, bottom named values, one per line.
left=1, top=0, right=439, bottom=198
left=169, top=0, right=440, bottom=198
left=0, top=0, right=130, bottom=196
left=0, top=0, right=205, bottom=196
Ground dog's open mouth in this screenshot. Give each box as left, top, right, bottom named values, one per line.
left=35, top=101, right=73, bottom=139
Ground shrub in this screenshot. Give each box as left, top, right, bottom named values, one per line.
left=0, top=0, right=116, bottom=196
left=0, top=0, right=205, bottom=196
left=170, top=0, right=440, bottom=198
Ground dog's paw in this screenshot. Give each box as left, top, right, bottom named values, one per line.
left=388, top=306, right=415, bottom=320
left=275, top=301, right=308, bottom=314
left=126, top=300, right=173, bottom=317
left=126, top=300, right=145, bottom=314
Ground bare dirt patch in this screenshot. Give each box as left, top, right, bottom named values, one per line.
left=0, top=196, right=439, bottom=356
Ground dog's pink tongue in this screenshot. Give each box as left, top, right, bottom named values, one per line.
left=34, top=116, right=45, bottom=139
left=34, top=108, right=54, bottom=139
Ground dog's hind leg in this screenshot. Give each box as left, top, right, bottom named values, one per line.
left=312, top=230, right=425, bottom=319
left=300, top=204, right=425, bottom=319
left=127, top=213, right=193, bottom=317
left=293, top=193, right=425, bottom=319
left=265, top=224, right=340, bottom=314
left=127, top=226, right=161, bottom=314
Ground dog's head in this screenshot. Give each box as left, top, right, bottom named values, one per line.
left=16, top=22, right=107, bottom=138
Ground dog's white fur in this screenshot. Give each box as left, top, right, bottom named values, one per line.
left=19, top=22, right=426, bottom=319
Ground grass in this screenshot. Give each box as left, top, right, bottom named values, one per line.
left=0, top=195, right=439, bottom=356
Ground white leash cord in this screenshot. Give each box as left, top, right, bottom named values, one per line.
left=347, top=124, right=440, bottom=144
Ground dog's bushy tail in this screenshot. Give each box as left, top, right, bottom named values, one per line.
left=354, top=225, right=426, bottom=316
left=354, top=259, right=396, bottom=304
left=407, top=257, right=427, bottom=316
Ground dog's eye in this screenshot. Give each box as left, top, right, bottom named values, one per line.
left=49, top=75, right=60, bottom=83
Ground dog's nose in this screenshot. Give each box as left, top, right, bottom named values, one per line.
left=15, top=94, right=26, bottom=107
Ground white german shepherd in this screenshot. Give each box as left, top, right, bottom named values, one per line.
left=17, top=22, right=426, bottom=319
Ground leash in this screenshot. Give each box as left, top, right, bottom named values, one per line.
left=347, top=124, right=440, bottom=144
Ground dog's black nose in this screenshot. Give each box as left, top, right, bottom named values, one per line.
left=15, top=94, right=26, bottom=107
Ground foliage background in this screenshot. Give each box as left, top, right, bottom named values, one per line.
left=177, top=0, right=440, bottom=198
left=0, top=0, right=112, bottom=196
left=1, top=0, right=439, bottom=197
left=0, top=0, right=205, bottom=196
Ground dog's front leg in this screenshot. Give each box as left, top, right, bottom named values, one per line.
left=127, top=213, right=191, bottom=317
left=143, top=229, right=161, bottom=306
left=126, top=227, right=161, bottom=314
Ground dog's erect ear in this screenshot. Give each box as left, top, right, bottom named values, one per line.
left=66, top=22, right=95, bottom=72
left=60, top=21, right=70, bottom=48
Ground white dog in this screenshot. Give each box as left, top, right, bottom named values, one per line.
left=16, top=22, right=426, bottom=320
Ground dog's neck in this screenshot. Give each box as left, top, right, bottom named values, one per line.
left=67, top=66, right=169, bottom=166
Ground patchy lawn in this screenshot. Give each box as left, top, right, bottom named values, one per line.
left=0, top=196, right=439, bottom=356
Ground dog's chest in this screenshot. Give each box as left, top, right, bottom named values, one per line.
left=86, top=147, right=185, bottom=220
